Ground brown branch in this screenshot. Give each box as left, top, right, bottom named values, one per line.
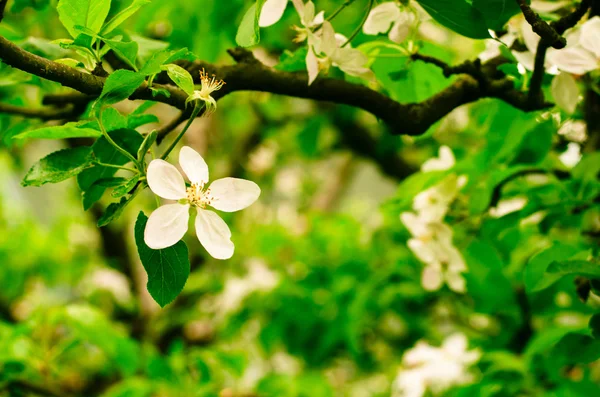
left=516, top=0, right=566, bottom=49
left=0, top=102, right=78, bottom=120
left=0, top=34, right=549, bottom=141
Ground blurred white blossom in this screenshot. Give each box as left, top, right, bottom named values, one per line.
left=489, top=196, right=527, bottom=218
left=421, top=146, right=455, bottom=172
left=551, top=72, right=580, bottom=114
left=559, top=142, right=582, bottom=168
left=548, top=16, right=600, bottom=75
left=393, top=334, right=481, bottom=397
left=363, top=1, right=416, bottom=43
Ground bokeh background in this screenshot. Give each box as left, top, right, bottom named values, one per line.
left=1, top=0, right=599, bottom=396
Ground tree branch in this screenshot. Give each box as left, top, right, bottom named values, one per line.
left=516, top=0, right=566, bottom=49
left=0, top=0, right=8, bottom=23
left=0, top=102, right=79, bottom=120
left=0, top=35, right=549, bottom=141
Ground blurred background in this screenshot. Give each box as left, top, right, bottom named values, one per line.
left=1, top=0, right=600, bottom=396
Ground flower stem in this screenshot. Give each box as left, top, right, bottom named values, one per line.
left=93, top=161, right=138, bottom=173
left=327, top=0, right=356, bottom=21
left=97, top=108, right=139, bottom=165
left=160, top=102, right=203, bottom=160
left=341, top=0, right=374, bottom=47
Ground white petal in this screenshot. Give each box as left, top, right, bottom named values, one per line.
left=400, top=212, right=429, bottom=238
left=179, top=146, right=209, bottom=185
left=445, top=271, right=466, bottom=293
left=421, top=264, right=443, bottom=291
left=147, top=159, right=187, bottom=200
left=421, top=145, right=455, bottom=172
left=551, top=73, right=579, bottom=114
left=320, top=21, right=337, bottom=56
left=547, top=47, right=598, bottom=75
left=408, top=238, right=437, bottom=265
left=512, top=50, right=536, bottom=71
left=389, top=10, right=415, bottom=43
left=559, top=143, right=582, bottom=168
left=144, top=204, right=190, bottom=249
left=306, top=48, right=319, bottom=85
left=531, top=0, right=569, bottom=13
left=580, top=16, right=600, bottom=59
left=521, top=19, right=540, bottom=54
left=302, top=1, right=315, bottom=26
left=312, top=10, right=325, bottom=26
left=195, top=209, right=234, bottom=260
left=259, top=0, right=288, bottom=27
left=363, top=2, right=401, bottom=35
left=208, top=177, right=261, bottom=212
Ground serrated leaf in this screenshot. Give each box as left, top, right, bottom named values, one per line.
left=137, top=130, right=158, bottom=161
left=78, top=128, right=143, bottom=210
left=97, top=195, right=134, bottom=227
left=103, top=38, right=139, bottom=70
left=101, top=0, right=151, bottom=36
left=57, top=0, right=112, bottom=39
left=95, top=70, right=145, bottom=109
left=22, top=146, right=93, bottom=186
left=161, top=63, right=195, bottom=95
left=112, top=175, right=140, bottom=198
left=524, top=243, right=579, bottom=292
left=415, top=0, right=490, bottom=39
left=134, top=212, right=191, bottom=307
left=14, top=122, right=101, bottom=141
left=140, top=47, right=196, bottom=76
left=547, top=259, right=600, bottom=278
left=128, top=114, right=159, bottom=129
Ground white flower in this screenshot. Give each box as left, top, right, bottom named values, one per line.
left=413, top=174, right=466, bottom=223
left=401, top=212, right=467, bottom=293
left=259, top=0, right=289, bottom=27
left=144, top=146, right=261, bottom=259
left=547, top=16, right=600, bottom=75
left=291, top=0, right=324, bottom=44
left=393, top=334, right=481, bottom=397
left=551, top=72, right=580, bottom=114
left=512, top=18, right=558, bottom=72
left=305, top=21, right=375, bottom=85
left=558, top=119, right=587, bottom=143
left=559, top=142, right=582, bottom=168
left=363, top=1, right=416, bottom=43
left=421, top=146, right=455, bottom=172
left=186, top=69, right=225, bottom=117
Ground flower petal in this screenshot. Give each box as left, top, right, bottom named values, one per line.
left=144, top=204, right=190, bottom=249
left=208, top=177, right=261, bottom=212
left=179, top=146, right=209, bottom=185
left=320, top=21, right=337, bottom=56
left=306, top=48, right=319, bottom=85
left=259, top=0, right=288, bottom=27
left=421, top=264, right=444, bottom=291
left=551, top=72, right=579, bottom=114
left=363, top=2, right=401, bottom=35
left=547, top=47, right=598, bottom=75
left=147, top=159, right=187, bottom=200
left=580, top=16, right=600, bottom=59
left=195, top=208, right=234, bottom=260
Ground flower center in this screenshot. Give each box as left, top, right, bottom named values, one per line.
left=199, top=69, right=225, bottom=99
left=185, top=183, right=213, bottom=208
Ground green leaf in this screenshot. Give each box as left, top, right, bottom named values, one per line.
left=551, top=332, right=600, bottom=364
left=128, top=113, right=159, bottom=129
left=473, top=0, right=525, bottom=30
left=95, top=70, right=145, bottom=109
left=14, top=122, right=101, bottom=141
left=91, top=177, right=129, bottom=188
left=101, top=0, right=151, bottom=36
left=590, top=313, right=600, bottom=339
left=236, top=3, right=261, bottom=48
left=22, top=146, right=93, bottom=187
left=97, top=195, right=134, bottom=227
left=134, top=212, right=191, bottom=307
left=102, top=38, right=139, bottom=70
left=161, top=63, right=195, bottom=95
left=137, top=130, right=158, bottom=161
left=140, top=47, right=196, bottom=76
left=415, top=0, right=491, bottom=39
left=78, top=128, right=143, bottom=210
left=546, top=259, right=600, bottom=279
left=524, top=243, right=579, bottom=292
left=112, top=175, right=140, bottom=198
left=57, top=0, right=112, bottom=39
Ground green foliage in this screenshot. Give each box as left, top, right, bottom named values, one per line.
left=95, top=70, right=146, bottom=109
left=415, top=0, right=490, bottom=39
left=57, top=0, right=112, bottom=38
left=236, top=1, right=266, bottom=47
left=134, top=212, right=191, bottom=307
left=14, top=122, right=101, bottom=141
left=22, top=146, right=93, bottom=186
left=161, top=63, right=195, bottom=95
left=473, top=0, right=526, bottom=30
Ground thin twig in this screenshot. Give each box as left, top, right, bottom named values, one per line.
left=516, top=0, right=566, bottom=49
left=0, top=102, right=76, bottom=120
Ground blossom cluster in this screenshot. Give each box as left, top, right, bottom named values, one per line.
left=392, top=333, right=481, bottom=397
left=401, top=147, right=468, bottom=293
